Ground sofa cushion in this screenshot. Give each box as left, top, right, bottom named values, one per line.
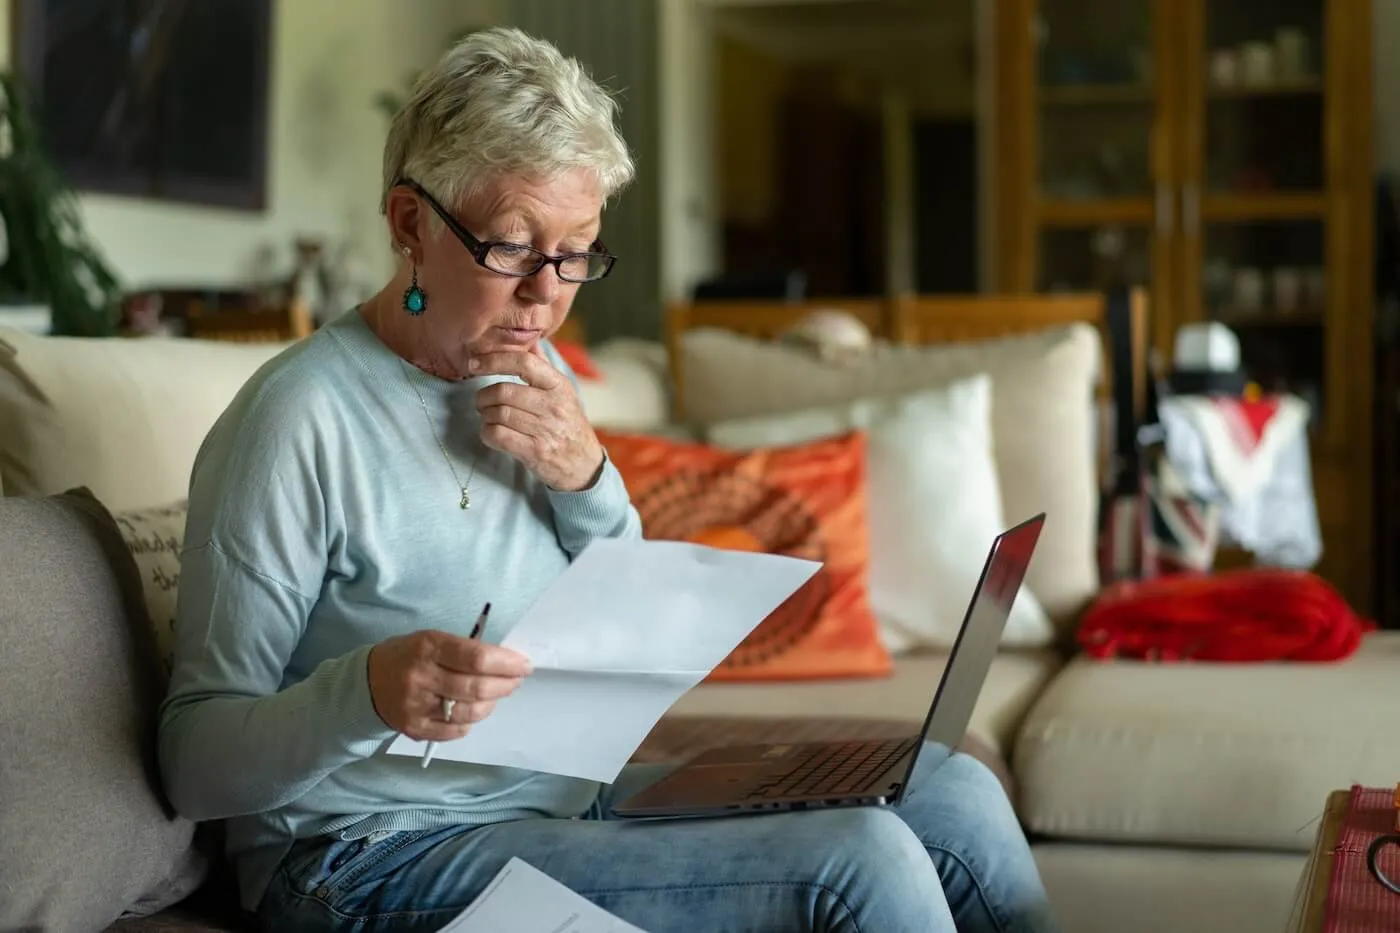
left=105, top=889, right=245, bottom=933
left=576, top=338, right=672, bottom=431
left=707, top=375, right=1054, bottom=651
left=0, top=328, right=289, bottom=511
left=680, top=325, right=1102, bottom=634
left=0, top=489, right=207, bottom=931
left=1014, top=632, right=1400, bottom=850
left=596, top=428, right=891, bottom=682
left=1032, top=843, right=1305, bottom=933
left=670, top=647, right=1063, bottom=757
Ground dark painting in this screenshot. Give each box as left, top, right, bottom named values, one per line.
left=11, top=0, right=272, bottom=210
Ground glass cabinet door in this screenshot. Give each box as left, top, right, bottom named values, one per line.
left=1032, top=0, right=1168, bottom=305
left=1182, top=0, right=1339, bottom=444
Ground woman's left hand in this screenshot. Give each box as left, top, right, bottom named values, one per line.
left=471, top=348, right=605, bottom=491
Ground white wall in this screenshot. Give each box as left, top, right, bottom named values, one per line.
left=8, top=0, right=717, bottom=338
left=659, top=0, right=721, bottom=302
left=0, top=1, right=468, bottom=292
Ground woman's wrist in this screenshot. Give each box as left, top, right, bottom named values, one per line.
left=550, top=445, right=607, bottom=493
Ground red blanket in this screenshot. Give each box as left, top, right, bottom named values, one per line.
left=1078, top=569, right=1373, bottom=662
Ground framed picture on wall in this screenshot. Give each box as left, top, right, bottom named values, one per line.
left=10, top=0, right=273, bottom=211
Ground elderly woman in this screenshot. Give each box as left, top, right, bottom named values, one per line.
left=159, top=27, right=1060, bottom=933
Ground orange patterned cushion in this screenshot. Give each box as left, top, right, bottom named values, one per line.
left=596, top=429, right=891, bottom=682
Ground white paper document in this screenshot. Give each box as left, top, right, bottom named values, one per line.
left=388, top=538, right=820, bottom=782
left=436, top=857, right=649, bottom=933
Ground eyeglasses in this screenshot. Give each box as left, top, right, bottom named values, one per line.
left=397, top=178, right=616, bottom=284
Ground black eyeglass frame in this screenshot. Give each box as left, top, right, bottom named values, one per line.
left=396, top=178, right=617, bottom=283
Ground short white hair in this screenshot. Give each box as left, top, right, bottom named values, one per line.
left=381, top=27, right=635, bottom=217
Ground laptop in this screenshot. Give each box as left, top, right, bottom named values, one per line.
left=611, top=513, right=1045, bottom=819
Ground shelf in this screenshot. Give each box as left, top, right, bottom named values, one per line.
left=1212, top=311, right=1326, bottom=328
left=1039, top=84, right=1155, bottom=106
left=1201, top=192, right=1329, bottom=222
left=1037, top=198, right=1154, bottom=227
left=1207, top=78, right=1325, bottom=99
left=1037, top=194, right=1326, bottom=227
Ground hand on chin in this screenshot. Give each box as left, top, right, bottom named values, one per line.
left=470, top=342, right=604, bottom=492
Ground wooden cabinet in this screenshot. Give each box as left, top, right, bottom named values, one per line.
left=993, top=0, right=1375, bottom=611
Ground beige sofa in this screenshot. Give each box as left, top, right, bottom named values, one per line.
left=2, top=324, right=1397, bottom=933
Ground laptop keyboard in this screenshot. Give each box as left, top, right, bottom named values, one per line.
left=747, top=738, right=917, bottom=800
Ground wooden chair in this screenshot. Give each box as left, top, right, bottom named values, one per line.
left=892, top=291, right=1149, bottom=421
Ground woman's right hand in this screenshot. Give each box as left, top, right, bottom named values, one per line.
left=367, top=631, right=532, bottom=741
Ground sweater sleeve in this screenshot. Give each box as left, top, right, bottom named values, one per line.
left=546, top=454, right=642, bottom=556
left=157, top=384, right=396, bottom=822
left=158, top=545, right=395, bottom=821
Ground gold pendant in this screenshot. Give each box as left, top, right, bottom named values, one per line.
left=459, top=487, right=471, bottom=510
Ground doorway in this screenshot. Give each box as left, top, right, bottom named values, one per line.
left=915, top=117, right=979, bottom=293
left=708, top=0, right=980, bottom=299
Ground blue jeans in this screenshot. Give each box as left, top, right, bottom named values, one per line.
left=256, top=744, right=1059, bottom=932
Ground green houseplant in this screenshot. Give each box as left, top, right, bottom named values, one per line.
left=0, top=71, right=123, bottom=336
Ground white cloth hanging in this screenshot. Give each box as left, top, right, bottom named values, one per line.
left=1156, top=393, right=1322, bottom=569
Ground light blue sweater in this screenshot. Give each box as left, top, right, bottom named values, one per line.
left=157, top=309, right=641, bottom=911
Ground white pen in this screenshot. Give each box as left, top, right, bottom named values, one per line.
left=422, top=602, right=491, bottom=768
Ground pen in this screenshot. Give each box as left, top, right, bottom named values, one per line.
left=422, top=602, right=491, bottom=769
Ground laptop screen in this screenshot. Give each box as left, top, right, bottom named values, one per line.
left=906, top=514, right=1045, bottom=774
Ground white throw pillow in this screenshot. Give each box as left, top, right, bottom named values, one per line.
left=707, top=376, right=1055, bottom=650
left=111, top=500, right=189, bottom=678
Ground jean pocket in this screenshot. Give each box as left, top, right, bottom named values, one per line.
left=317, top=830, right=423, bottom=898
left=279, top=830, right=417, bottom=902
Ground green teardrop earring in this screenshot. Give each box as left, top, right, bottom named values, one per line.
left=400, top=245, right=427, bottom=315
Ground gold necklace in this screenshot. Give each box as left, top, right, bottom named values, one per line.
left=398, top=358, right=478, bottom=510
